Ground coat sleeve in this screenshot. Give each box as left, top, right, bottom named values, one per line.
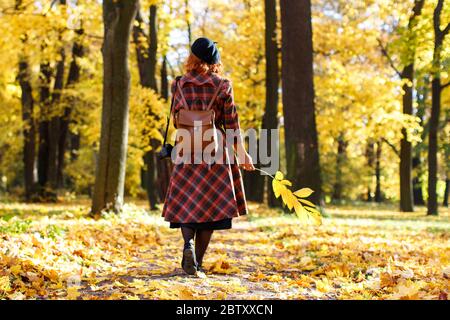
left=222, top=80, right=243, bottom=142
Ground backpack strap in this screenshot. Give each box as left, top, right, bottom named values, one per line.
left=207, top=79, right=225, bottom=109
left=176, top=80, right=190, bottom=109
left=176, top=78, right=225, bottom=110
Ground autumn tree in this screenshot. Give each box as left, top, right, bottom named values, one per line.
left=428, top=0, right=449, bottom=215
left=15, top=0, right=36, bottom=201
left=280, top=0, right=322, bottom=205
left=399, top=0, right=425, bottom=212
left=132, top=4, right=160, bottom=209
left=91, top=0, right=139, bottom=214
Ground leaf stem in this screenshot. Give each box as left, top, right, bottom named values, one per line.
left=253, top=168, right=275, bottom=179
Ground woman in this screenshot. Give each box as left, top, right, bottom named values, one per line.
left=162, top=37, right=255, bottom=275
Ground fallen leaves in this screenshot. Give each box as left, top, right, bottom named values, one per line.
left=0, top=202, right=448, bottom=300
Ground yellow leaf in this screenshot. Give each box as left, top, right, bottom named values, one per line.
left=66, top=286, right=81, bottom=300
left=315, top=278, right=331, bottom=293
left=272, top=179, right=285, bottom=198
left=293, top=188, right=314, bottom=198
left=304, top=206, right=322, bottom=226
left=10, top=265, right=21, bottom=275
left=0, top=276, right=11, bottom=293
left=299, top=198, right=315, bottom=207
left=274, top=171, right=284, bottom=180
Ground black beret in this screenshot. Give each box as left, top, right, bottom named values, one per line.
left=191, top=37, right=221, bottom=65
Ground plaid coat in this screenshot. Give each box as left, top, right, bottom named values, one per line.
left=162, top=71, right=248, bottom=223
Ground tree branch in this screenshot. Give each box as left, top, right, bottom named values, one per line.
left=381, top=138, right=400, bottom=157
left=443, top=23, right=450, bottom=37
left=377, top=38, right=402, bottom=78
left=442, top=81, right=450, bottom=90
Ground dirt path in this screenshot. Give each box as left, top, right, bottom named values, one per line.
left=76, top=217, right=317, bottom=300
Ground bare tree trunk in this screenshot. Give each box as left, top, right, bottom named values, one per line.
left=280, top=0, right=322, bottom=205
left=428, top=0, right=449, bottom=215
left=91, top=0, right=138, bottom=214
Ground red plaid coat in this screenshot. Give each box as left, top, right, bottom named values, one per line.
left=162, top=71, right=248, bottom=223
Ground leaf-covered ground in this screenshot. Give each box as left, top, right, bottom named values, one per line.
left=0, top=201, right=448, bottom=300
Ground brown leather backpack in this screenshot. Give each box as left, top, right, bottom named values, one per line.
left=174, top=79, right=224, bottom=155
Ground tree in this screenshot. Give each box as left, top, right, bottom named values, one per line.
left=18, top=56, right=36, bottom=201
left=132, top=4, right=160, bottom=210
left=279, top=0, right=322, bottom=205
left=377, top=0, right=424, bottom=211
left=37, top=60, right=53, bottom=199
left=428, top=0, right=449, bottom=215
left=332, top=133, right=347, bottom=202
left=399, top=0, right=425, bottom=212
left=91, top=0, right=139, bottom=214
left=262, top=0, right=280, bottom=207
left=58, top=26, right=84, bottom=187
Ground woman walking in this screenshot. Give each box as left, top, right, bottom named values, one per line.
left=162, top=37, right=255, bottom=275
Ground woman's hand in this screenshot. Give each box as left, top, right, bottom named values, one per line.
left=238, top=152, right=255, bottom=171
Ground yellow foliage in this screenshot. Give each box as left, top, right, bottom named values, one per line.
left=270, top=171, right=322, bottom=225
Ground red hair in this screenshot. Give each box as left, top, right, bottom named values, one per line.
left=185, top=53, right=223, bottom=74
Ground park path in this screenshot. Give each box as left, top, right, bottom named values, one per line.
left=76, top=215, right=317, bottom=300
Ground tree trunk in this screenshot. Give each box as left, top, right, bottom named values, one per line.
left=157, top=54, right=172, bottom=202
left=412, top=76, right=428, bottom=205
left=400, top=64, right=414, bottom=211
left=280, top=0, right=322, bottom=205
left=37, top=62, right=52, bottom=198
left=132, top=5, right=160, bottom=209
left=428, top=0, right=449, bottom=215
left=185, top=0, right=192, bottom=45
left=412, top=156, right=425, bottom=205
left=15, top=0, right=37, bottom=201
left=243, top=169, right=264, bottom=202
left=263, top=0, right=280, bottom=207
left=428, top=76, right=440, bottom=215
left=18, top=60, right=36, bottom=201
left=58, top=26, right=84, bottom=188
left=91, top=0, right=138, bottom=214
left=366, top=141, right=375, bottom=201
left=443, top=178, right=449, bottom=207
left=161, top=55, right=169, bottom=100
left=399, top=0, right=424, bottom=212
left=332, top=133, right=346, bottom=202
left=375, top=140, right=382, bottom=203
left=47, top=48, right=65, bottom=193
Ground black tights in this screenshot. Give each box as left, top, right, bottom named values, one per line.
left=181, top=227, right=214, bottom=267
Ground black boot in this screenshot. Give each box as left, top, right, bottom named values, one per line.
left=181, top=239, right=197, bottom=275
